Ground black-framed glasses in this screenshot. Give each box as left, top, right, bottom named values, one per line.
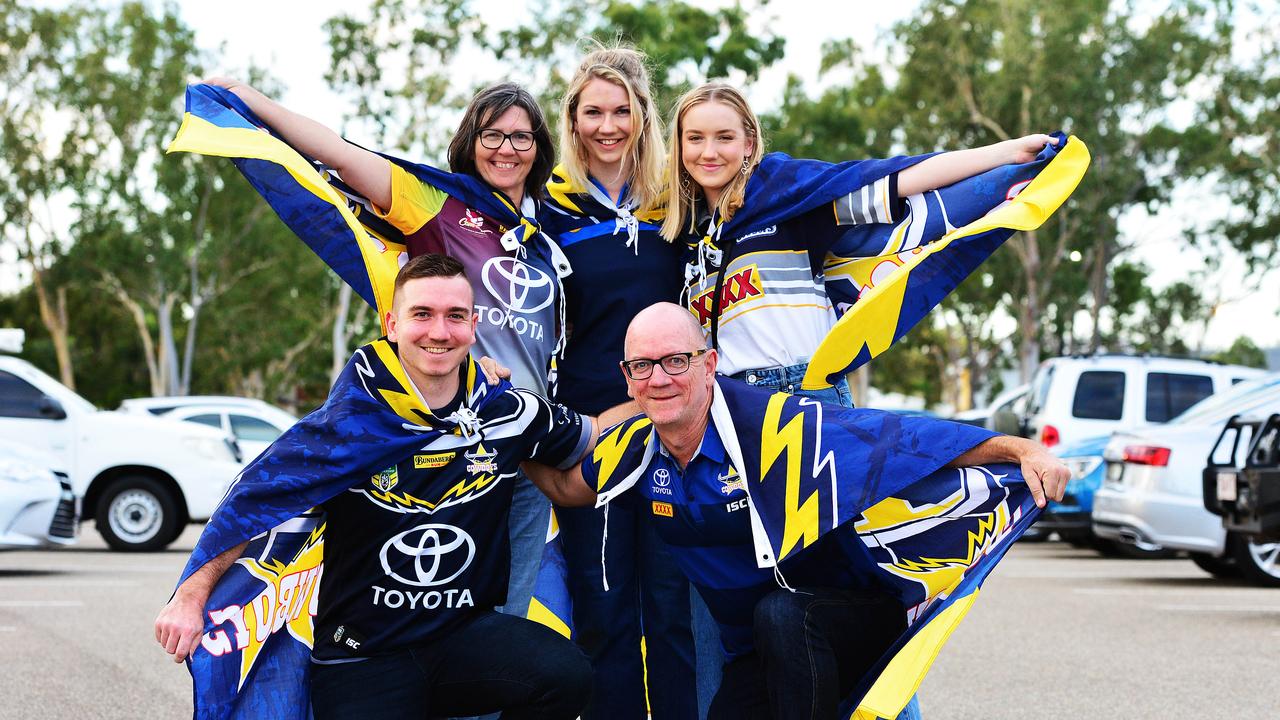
left=478, top=129, right=535, bottom=151
left=620, top=350, right=709, bottom=380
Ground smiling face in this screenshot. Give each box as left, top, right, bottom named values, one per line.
left=573, top=77, right=634, bottom=180
left=679, top=100, right=754, bottom=208
left=474, top=106, right=536, bottom=205
left=623, top=303, right=717, bottom=431
left=386, top=275, right=477, bottom=391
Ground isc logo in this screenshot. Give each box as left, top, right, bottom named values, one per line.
left=690, top=265, right=764, bottom=326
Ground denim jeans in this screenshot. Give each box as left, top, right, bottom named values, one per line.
left=707, top=587, right=922, bottom=720
left=558, top=500, right=718, bottom=719
left=729, top=363, right=854, bottom=407
left=310, top=610, right=592, bottom=720
left=501, top=472, right=549, bottom=617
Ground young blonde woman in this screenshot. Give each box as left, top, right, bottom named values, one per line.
left=657, top=82, right=1057, bottom=720
left=538, top=46, right=720, bottom=720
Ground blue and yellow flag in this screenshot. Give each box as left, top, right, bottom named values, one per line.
left=166, top=84, right=557, bottom=325
left=541, top=378, right=1041, bottom=720
left=807, top=134, right=1090, bottom=388
left=178, top=343, right=506, bottom=719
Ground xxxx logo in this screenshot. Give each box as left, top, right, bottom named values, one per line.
left=691, top=265, right=764, bottom=326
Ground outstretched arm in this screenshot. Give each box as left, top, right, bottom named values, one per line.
left=522, top=416, right=601, bottom=507
left=154, top=541, right=247, bottom=663
left=204, top=77, right=392, bottom=210
left=947, top=435, right=1069, bottom=509
left=898, top=134, right=1057, bottom=197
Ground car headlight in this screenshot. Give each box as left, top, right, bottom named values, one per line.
left=182, top=435, right=237, bottom=463
left=1061, top=456, right=1102, bottom=481
left=0, top=457, right=58, bottom=485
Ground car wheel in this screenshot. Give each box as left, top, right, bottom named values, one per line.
left=1230, top=534, right=1280, bottom=588
left=95, top=475, right=180, bottom=552
left=1189, top=552, right=1240, bottom=579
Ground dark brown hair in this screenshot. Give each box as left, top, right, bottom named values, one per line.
left=447, top=82, right=554, bottom=203
left=393, top=253, right=468, bottom=298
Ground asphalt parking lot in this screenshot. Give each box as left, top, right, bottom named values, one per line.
left=2, top=526, right=1277, bottom=719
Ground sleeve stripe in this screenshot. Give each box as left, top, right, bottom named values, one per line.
left=835, top=175, right=895, bottom=226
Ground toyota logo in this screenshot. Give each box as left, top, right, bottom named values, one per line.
left=481, top=257, right=555, bottom=314
left=653, top=468, right=671, bottom=487
left=380, top=524, right=476, bottom=587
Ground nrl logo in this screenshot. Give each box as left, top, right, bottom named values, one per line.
left=459, top=209, right=491, bottom=235
left=372, top=466, right=399, bottom=492
left=718, top=467, right=744, bottom=496
left=465, top=444, right=499, bottom=474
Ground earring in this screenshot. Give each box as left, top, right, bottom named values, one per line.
left=741, top=158, right=751, bottom=175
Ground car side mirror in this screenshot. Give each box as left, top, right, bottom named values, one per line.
left=991, top=409, right=1023, bottom=437
left=37, top=396, right=67, bottom=420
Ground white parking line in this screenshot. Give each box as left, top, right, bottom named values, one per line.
left=0, top=563, right=176, bottom=574
left=1157, top=604, right=1280, bottom=613
left=1074, top=587, right=1274, bottom=598
left=0, top=626, right=16, bottom=632
left=0, top=580, right=140, bottom=588
left=0, top=600, right=85, bottom=608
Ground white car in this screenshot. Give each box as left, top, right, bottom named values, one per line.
left=0, top=440, right=78, bottom=550
left=163, top=405, right=296, bottom=464
left=1023, top=354, right=1263, bottom=449
left=1092, top=374, right=1280, bottom=586
left=0, top=356, right=243, bottom=551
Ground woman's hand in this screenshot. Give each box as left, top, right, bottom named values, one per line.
left=202, top=76, right=246, bottom=94
left=1003, top=134, right=1059, bottom=164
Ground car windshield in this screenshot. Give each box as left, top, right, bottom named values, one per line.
left=1171, top=374, right=1280, bottom=425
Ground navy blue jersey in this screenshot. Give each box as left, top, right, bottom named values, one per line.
left=543, top=169, right=683, bottom=414
left=603, top=424, right=880, bottom=660
left=313, top=386, right=590, bottom=661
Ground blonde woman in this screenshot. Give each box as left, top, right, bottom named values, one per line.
left=539, top=46, right=719, bottom=720
left=662, top=82, right=1054, bottom=407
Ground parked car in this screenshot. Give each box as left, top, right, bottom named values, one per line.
left=0, top=439, right=78, bottom=550
left=952, top=384, right=1030, bottom=436
left=119, top=396, right=298, bottom=463
left=1202, top=413, right=1280, bottom=586
left=0, top=356, right=243, bottom=551
left=1092, top=374, right=1280, bottom=585
left=1023, top=354, right=1263, bottom=449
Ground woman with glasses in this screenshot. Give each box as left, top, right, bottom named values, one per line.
left=203, top=77, right=567, bottom=629
left=538, top=46, right=718, bottom=719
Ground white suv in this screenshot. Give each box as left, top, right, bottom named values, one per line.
left=0, top=356, right=243, bottom=551
left=1023, top=355, right=1264, bottom=449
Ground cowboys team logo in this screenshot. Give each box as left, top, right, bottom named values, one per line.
left=717, top=466, right=744, bottom=496
left=380, top=523, right=476, bottom=587
left=372, top=466, right=398, bottom=492
left=465, top=444, right=499, bottom=474
left=481, top=256, right=555, bottom=314
left=459, top=208, right=491, bottom=235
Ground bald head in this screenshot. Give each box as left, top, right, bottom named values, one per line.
left=625, top=302, right=707, bottom=358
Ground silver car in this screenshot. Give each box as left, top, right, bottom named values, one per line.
left=0, top=439, right=78, bottom=550
left=1092, top=374, right=1280, bottom=585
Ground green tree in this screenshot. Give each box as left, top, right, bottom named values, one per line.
left=1209, top=336, right=1267, bottom=369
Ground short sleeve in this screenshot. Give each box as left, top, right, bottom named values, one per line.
left=372, top=164, right=450, bottom=234
left=831, top=172, right=900, bottom=226
left=517, top=390, right=592, bottom=470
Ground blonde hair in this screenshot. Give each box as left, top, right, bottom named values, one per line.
left=659, top=83, right=765, bottom=241
left=559, top=44, right=666, bottom=213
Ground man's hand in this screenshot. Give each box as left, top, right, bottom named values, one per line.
left=1018, top=444, right=1070, bottom=509
left=1003, top=133, right=1059, bottom=164
left=154, top=588, right=207, bottom=664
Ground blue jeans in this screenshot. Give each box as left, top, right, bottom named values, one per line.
left=730, top=363, right=854, bottom=407
left=502, top=472, right=549, bottom=617
left=558, top=501, right=718, bottom=719
left=707, top=587, right=922, bottom=720
left=310, top=611, right=591, bottom=719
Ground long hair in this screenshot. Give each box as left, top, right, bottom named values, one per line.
left=447, top=82, right=555, bottom=203
left=659, top=83, right=765, bottom=241
left=559, top=44, right=665, bottom=213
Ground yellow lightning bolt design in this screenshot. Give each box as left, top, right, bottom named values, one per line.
left=592, top=417, right=653, bottom=491
left=879, top=507, right=1010, bottom=599
left=372, top=341, right=434, bottom=424
left=370, top=474, right=499, bottom=512
left=235, top=522, right=326, bottom=689
left=760, top=394, right=820, bottom=560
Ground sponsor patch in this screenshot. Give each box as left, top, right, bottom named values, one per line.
left=459, top=208, right=491, bottom=235
left=691, top=264, right=765, bottom=326
left=414, top=452, right=456, bottom=469
left=718, top=467, right=745, bottom=496
left=652, top=501, right=674, bottom=518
